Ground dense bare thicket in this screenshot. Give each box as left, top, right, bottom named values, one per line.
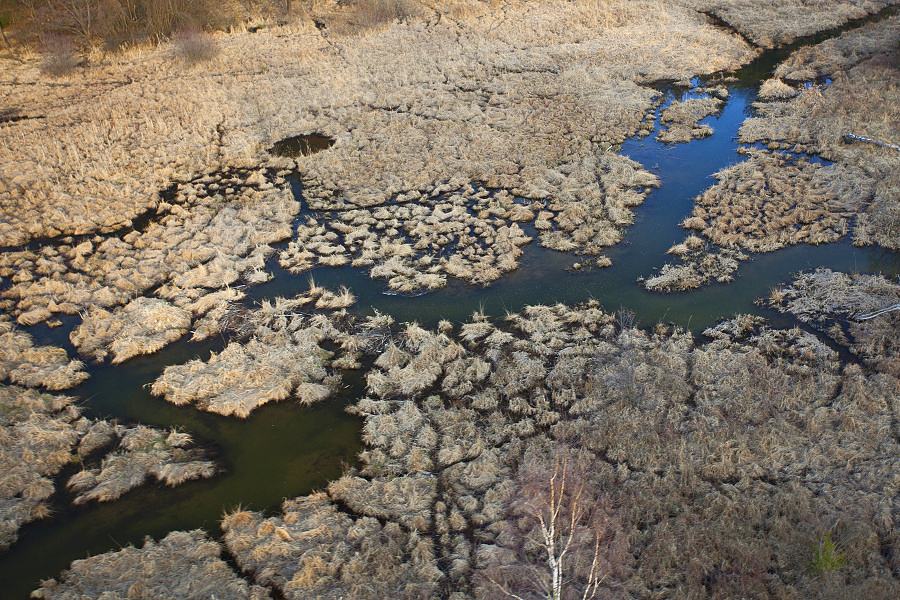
left=0, top=384, right=215, bottom=552
left=31, top=530, right=272, bottom=600
left=218, top=294, right=900, bottom=598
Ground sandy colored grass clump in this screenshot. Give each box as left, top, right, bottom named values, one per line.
left=682, top=149, right=870, bottom=252
left=150, top=285, right=375, bottom=417
left=656, top=95, right=724, bottom=142
left=0, top=167, right=298, bottom=328
left=0, top=318, right=88, bottom=390
left=31, top=530, right=271, bottom=600
left=67, top=425, right=217, bottom=505
left=643, top=241, right=747, bottom=291
left=222, top=493, right=440, bottom=599
left=70, top=297, right=191, bottom=364
left=0, top=385, right=84, bottom=552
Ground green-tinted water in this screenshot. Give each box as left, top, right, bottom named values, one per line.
left=2, top=10, right=899, bottom=598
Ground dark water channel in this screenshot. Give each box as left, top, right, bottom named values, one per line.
left=3, top=11, right=900, bottom=598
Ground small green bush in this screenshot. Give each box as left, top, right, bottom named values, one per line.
left=808, top=531, right=847, bottom=576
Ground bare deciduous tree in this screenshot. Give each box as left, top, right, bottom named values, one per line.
left=478, top=445, right=630, bottom=600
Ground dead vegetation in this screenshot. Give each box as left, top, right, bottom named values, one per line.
left=150, top=284, right=383, bottom=417
left=31, top=529, right=271, bottom=600
left=656, top=95, right=723, bottom=143
left=648, top=13, right=900, bottom=293
left=740, top=15, right=900, bottom=250
left=0, top=318, right=88, bottom=390
left=683, top=149, right=870, bottom=252
left=677, top=0, right=898, bottom=47
left=768, top=268, right=900, bottom=375
left=214, top=298, right=900, bottom=599
left=1, top=0, right=756, bottom=306
left=66, top=425, right=216, bottom=505
left=642, top=239, right=747, bottom=292
left=0, top=382, right=215, bottom=554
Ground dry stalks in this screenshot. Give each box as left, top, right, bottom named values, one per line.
left=31, top=530, right=272, bottom=600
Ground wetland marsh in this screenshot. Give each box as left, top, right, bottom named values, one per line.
left=2, top=1, right=900, bottom=598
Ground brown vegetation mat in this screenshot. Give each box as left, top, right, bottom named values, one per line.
left=69, top=297, right=191, bottom=364
left=150, top=284, right=388, bottom=417
left=219, top=301, right=900, bottom=598
left=0, top=318, right=88, bottom=390
left=31, top=529, right=271, bottom=600
left=683, top=149, right=870, bottom=251
left=642, top=236, right=747, bottom=291
left=0, top=167, right=295, bottom=335
left=656, top=95, right=724, bottom=142
left=768, top=268, right=900, bottom=375
left=0, top=385, right=85, bottom=552
left=1, top=383, right=218, bottom=552
left=677, top=0, right=899, bottom=47
left=740, top=16, right=900, bottom=250
left=1, top=0, right=756, bottom=299
left=67, top=425, right=217, bottom=505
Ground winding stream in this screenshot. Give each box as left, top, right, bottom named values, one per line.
left=2, top=12, right=900, bottom=598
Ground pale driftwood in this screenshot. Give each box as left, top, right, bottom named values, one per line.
left=855, top=302, right=900, bottom=320
left=843, top=133, right=900, bottom=152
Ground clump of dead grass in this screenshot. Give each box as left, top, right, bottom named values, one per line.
left=31, top=530, right=272, bottom=600
left=0, top=319, right=88, bottom=390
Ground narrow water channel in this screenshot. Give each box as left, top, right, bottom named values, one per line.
left=2, top=11, right=900, bottom=598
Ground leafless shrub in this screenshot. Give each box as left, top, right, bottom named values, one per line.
left=476, top=445, right=631, bottom=600
left=173, top=27, right=220, bottom=64
left=39, top=33, right=79, bottom=77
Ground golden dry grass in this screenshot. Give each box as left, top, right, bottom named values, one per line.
left=31, top=530, right=272, bottom=600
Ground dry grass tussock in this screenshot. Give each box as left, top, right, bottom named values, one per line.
left=0, top=167, right=296, bottom=331
left=0, top=318, right=88, bottom=390
left=67, top=425, right=216, bottom=505
left=70, top=297, right=191, bottom=364
left=740, top=16, right=900, bottom=249
left=151, top=284, right=385, bottom=417
left=656, top=95, right=724, bottom=143
left=32, top=529, right=271, bottom=600
left=676, top=0, right=898, bottom=47
left=215, top=298, right=900, bottom=598
left=681, top=148, right=870, bottom=252
left=1, top=382, right=219, bottom=552
left=642, top=241, right=747, bottom=292
left=769, top=268, right=900, bottom=375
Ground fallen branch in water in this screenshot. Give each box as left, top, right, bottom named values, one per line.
left=843, top=133, right=900, bottom=152
left=855, top=302, right=900, bottom=320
